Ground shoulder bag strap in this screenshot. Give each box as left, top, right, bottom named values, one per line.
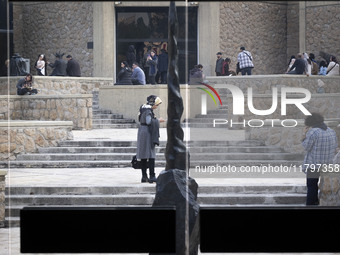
left=327, top=62, right=337, bottom=74
left=243, top=51, right=252, bottom=61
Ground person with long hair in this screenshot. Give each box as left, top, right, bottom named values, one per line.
left=34, top=54, right=47, bottom=76
left=115, top=61, right=133, bottom=85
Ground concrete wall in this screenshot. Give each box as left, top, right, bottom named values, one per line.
left=0, top=76, right=113, bottom=95
left=98, top=75, right=340, bottom=123
left=0, top=120, right=73, bottom=161
left=207, top=75, right=340, bottom=94
left=98, top=85, right=215, bottom=125
left=0, top=94, right=93, bottom=130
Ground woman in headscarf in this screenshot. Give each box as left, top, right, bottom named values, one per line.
left=136, top=95, right=165, bottom=183
left=115, top=61, right=133, bottom=85
left=146, top=50, right=158, bottom=85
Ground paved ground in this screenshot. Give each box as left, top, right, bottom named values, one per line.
left=1, top=128, right=310, bottom=255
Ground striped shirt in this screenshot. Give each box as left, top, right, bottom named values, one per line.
left=302, top=127, right=338, bottom=171
left=237, top=50, right=254, bottom=69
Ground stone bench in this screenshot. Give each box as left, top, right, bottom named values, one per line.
left=207, top=75, right=340, bottom=94
left=0, top=94, right=92, bottom=130
left=0, top=120, right=73, bottom=161
left=224, top=93, right=340, bottom=122
left=0, top=76, right=114, bottom=95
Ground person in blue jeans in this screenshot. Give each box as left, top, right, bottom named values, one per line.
left=237, top=46, right=254, bottom=75
left=16, top=73, right=38, bottom=95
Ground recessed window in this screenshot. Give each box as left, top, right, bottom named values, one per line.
left=116, top=7, right=198, bottom=84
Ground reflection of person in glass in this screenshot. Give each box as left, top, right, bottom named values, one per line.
left=146, top=50, right=158, bottom=85
left=136, top=95, right=165, bottom=183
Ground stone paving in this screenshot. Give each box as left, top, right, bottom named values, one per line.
left=0, top=128, right=313, bottom=255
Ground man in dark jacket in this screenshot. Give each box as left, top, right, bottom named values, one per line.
left=157, top=49, right=168, bottom=84
left=215, top=52, right=224, bottom=76
left=66, top=55, right=81, bottom=77
left=49, top=52, right=67, bottom=76
left=287, top=53, right=307, bottom=75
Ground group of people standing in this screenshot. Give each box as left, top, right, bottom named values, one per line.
left=115, top=45, right=169, bottom=85
left=215, top=46, right=254, bottom=76
left=34, top=53, right=81, bottom=77
left=286, top=53, right=339, bottom=76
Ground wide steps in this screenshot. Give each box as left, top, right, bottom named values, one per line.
left=37, top=146, right=284, bottom=154
left=5, top=139, right=304, bottom=168
left=91, top=92, right=137, bottom=129
left=56, top=140, right=266, bottom=147
left=92, top=123, right=139, bottom=129
left=5, top=184, right=306, bottom=227
left=93, top=118, right=136, bottom=124
left=6, top=160, right=304, bottom=168
left=16, top=152, right=302, bottom=161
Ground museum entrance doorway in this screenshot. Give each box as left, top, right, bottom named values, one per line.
left=115, top=6, right=198, bottom=84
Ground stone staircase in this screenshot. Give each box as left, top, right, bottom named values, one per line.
left=5, top=184, right=306, bottom=227
left=92, top=91, right=138, bottom=129
left=4, top=140, right=304, bottom=168
left=183, top=107, right=229, bottom=128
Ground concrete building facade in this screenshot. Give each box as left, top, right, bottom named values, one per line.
left=11, top=1, right=340, bottom=79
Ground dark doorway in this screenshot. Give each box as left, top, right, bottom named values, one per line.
left=0, top=0, right=13, bottom=77
left=116, top=6, right=198, bottom=84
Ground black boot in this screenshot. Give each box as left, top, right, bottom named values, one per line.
left=141, top=159, right=149, bottom=183
left=148, top=158, right=157, bottom=183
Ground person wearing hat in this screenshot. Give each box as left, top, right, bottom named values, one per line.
left=237, top=46, right=254, bottom=75
left=136, top=95, right=165, bottom=183
left=215, top=52, right=224, bottom=76
left=66, top=55, right=81, bottom=77
left=49, top=52, right=67, bottom=76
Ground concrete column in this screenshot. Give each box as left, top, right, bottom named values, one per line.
left=198, top=2, right=220, bottom=76
left=299, top=1, right=306, bottom=53
left=93, top=2, right=115, bottom=78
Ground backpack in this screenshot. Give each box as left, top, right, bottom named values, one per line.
left=311, top=61, right=318, bottom=75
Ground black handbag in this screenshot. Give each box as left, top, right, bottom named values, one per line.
left=131, top=155, right=142, bottom=169
left=131, top=155, right=149, bottom=169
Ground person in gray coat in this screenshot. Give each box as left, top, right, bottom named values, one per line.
left=136, top=95, right=165, bottom=183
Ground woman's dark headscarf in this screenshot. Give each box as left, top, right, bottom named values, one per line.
left=147, top=95, right=162, bottom=106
